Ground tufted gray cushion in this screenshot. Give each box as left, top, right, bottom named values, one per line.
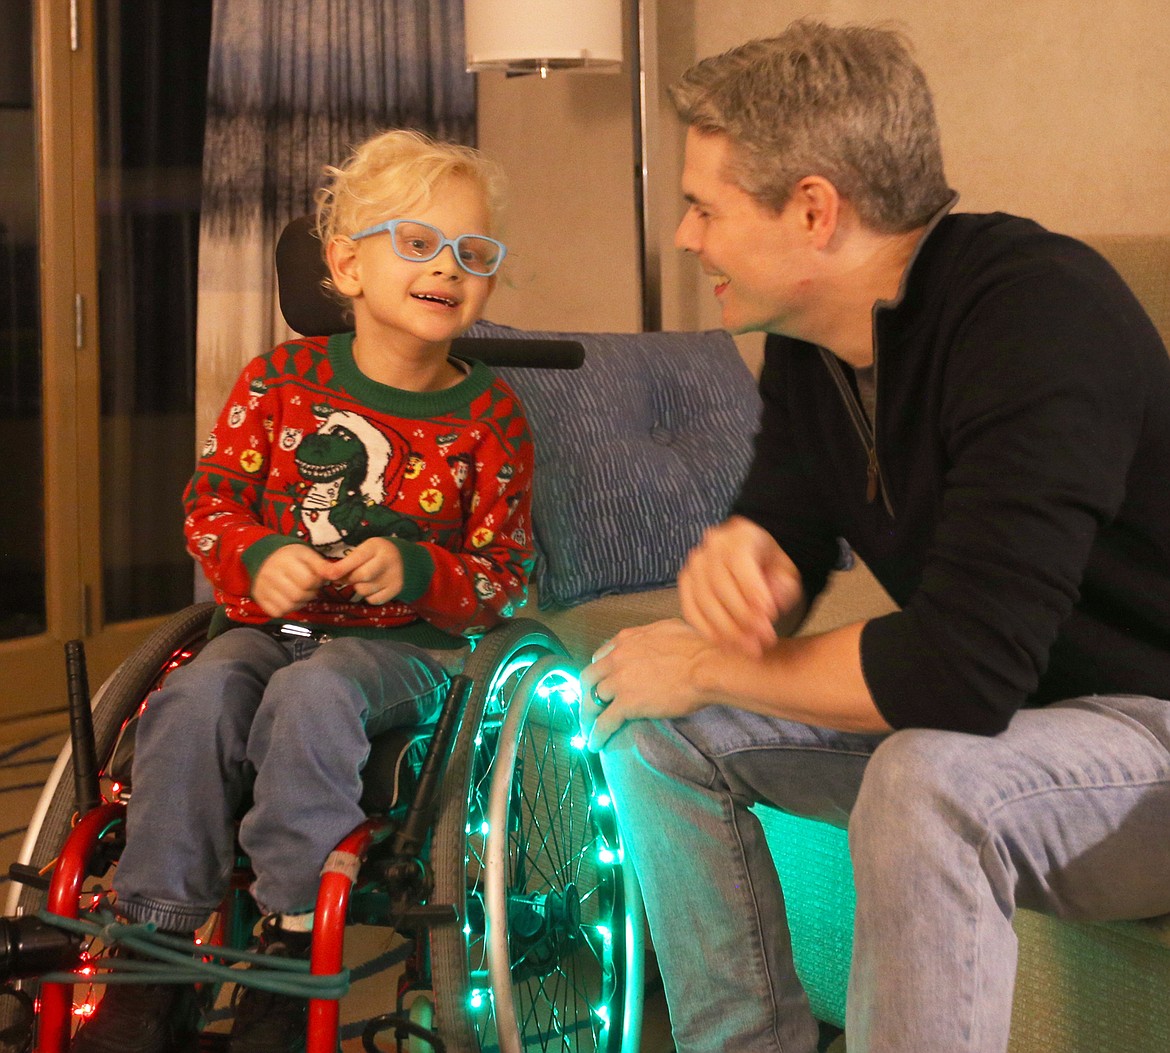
left=469, top=320, right=762, bottom=608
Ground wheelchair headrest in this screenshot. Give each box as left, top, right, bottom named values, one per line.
left=275, top=215, right=584, bottom=369
left=276, top=215, right=347, bottom=337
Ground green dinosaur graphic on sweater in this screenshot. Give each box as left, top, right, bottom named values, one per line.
left=292, top=409, right=421, bottom=556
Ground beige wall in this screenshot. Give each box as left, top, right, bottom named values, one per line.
left=476, top=0, right=1170, bottom=364
left=477, top=67, right=643, bottom=332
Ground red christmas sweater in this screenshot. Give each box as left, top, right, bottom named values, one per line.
left=184, top=332, right=535, bottom=648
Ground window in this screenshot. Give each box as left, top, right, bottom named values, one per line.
left=0, top=0, right=212, bottom=713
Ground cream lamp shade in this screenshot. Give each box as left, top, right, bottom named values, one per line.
left=463, top=0, right=623, bottom=75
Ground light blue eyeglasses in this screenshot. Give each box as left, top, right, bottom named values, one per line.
left=349, top=218, right=507, bottom=277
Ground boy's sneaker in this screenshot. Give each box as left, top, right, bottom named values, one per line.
left=70, top=946, right=200, bottom=1053
left=228, top=920, right=313, bottom=1053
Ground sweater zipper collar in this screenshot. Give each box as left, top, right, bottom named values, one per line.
left=817, top=192, right=960, bottom=518
left=818, top=347, right=895, bottom=517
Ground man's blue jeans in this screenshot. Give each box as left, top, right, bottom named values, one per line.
left=114, top=628, right=449, bottom=932
left=599, top=694, right=1170, bottom=1053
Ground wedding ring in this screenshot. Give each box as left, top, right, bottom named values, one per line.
left=590, top=684, right=609, bottom=707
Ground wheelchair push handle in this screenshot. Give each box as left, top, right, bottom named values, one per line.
left=65, top=640, right=102, bottom=819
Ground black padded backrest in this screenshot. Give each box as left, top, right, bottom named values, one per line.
left=276, top=214, right=345, bottom=337
left=274, top=215, right=584, bottom=369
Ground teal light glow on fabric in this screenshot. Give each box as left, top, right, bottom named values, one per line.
left=754, top=807, right=856, bottom=1029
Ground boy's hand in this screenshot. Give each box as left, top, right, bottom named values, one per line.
left=325, top=538, right=405, bottom=606
left=252, top=545, right=332, bottom=618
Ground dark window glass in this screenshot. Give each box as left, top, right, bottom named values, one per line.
left=0, top=0, right=45, bottom=641
left=97, top=1, right=213, bottom=621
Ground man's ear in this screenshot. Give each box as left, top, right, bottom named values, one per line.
left=326, top=236, right=362, bottom=299
left=792, top=176, right=841, bottom=250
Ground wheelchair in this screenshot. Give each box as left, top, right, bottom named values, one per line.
left=0, top=216, right=645, bottom=1053
left=0, top=605, right=642, bottom=1053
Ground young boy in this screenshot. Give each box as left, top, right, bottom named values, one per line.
left=73, top=130, right=534, bottom=1053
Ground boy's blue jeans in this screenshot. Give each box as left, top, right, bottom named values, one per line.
left=599, top=694, right=1170, bottom=1053
left=114, top=628, right=450, bottom=932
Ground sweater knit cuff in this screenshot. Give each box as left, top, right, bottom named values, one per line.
left=241, top=534, right=311, bottom=585
left=392, top=538, right=435, bottom=603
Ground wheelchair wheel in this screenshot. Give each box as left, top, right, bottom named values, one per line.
left=0, top=603, right=216, bottom=1047
left=427, top=622, right=643, bottom=1052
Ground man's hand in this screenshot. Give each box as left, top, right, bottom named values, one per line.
left=252, top=544, right=332, bottom=618
left=324, top=538, right=405, bottom=605
left=580, top=619, right=716, bottom=751
left=677, top=516, right=803, bottom=656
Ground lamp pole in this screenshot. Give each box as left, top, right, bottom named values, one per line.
left=632, top=0, right=662, bottom=332
left=463, top=0, right=661, bottom=331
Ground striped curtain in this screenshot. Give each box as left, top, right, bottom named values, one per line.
left=194, top=0, right=475, bottom=442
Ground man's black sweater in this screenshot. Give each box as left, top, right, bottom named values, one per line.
left=735, top=211, right=1170, bottom=734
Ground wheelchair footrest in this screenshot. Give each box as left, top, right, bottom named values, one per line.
left=394, top=903, right=459, bottom=927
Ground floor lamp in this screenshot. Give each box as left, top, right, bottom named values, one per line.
left=463, top=0, right=663, bottom=332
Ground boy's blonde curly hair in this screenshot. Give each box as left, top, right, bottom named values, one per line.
left=315, top=129, right=507, bottom=248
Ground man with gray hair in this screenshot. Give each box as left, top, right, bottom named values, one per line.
left=583, top=19, right=1170, bottom=1053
